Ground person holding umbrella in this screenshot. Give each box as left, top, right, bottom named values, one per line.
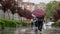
left=32, top=9, right=46, bottom=34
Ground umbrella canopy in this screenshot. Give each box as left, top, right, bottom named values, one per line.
left=32, top=9, right=45, bottom=19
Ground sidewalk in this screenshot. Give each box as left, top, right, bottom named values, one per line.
left=15, top=22, right=60, bottom=34
left=15, top=26, right=60, bottom=34
left=15, top=27, right=46, bottom=34
left=15, top=27, right=35, bottom=34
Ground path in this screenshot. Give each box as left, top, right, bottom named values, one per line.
left=15, top=22, right=60, bottom=34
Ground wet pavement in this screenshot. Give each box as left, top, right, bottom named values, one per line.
left=15, top=22, right=60, bottom=34
left=15, top=26, right=60, bottom=34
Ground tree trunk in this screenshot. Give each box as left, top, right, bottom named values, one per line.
left=7, top=11, right=10, bottom=20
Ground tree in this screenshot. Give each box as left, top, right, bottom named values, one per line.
left=18, top=8, right=33, bottom=19
left=0, top=0, right=18, bottom=34
left=0, top=0, right=18, bottom=19
left=0, top=0, right=33, bottom=19
left=46, top=1, right=59, bottom=19
left=0, top=1, right=33, bottom=34
left=53, top=3, right=60, bottom=21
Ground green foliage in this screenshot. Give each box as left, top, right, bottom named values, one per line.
left=0, top=18, right=19, bottom=27
left=0, top=18, right=31, bottom=27
left=21, top=21, right=31, bottom=26
left=52, top=20, right=60, bottom=27
left=46, top=1, right=59, bottom=19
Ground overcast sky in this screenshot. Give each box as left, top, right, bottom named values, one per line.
left=23, top=0, right=60, bottom=4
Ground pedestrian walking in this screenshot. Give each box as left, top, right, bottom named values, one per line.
left=32, top=9, right=46, bottom=34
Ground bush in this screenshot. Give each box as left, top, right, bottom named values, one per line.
left=21, top=21, right=31, bottom=26
left=52, top=20, right=60, bottom=27
left=0, top=18, right=31, bottom=27
left=0, top=18, right=19, bottom=27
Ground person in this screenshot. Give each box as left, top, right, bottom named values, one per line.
left=34, top=17, right=44, bottom=31
left=31, top=14, right=44, bottom=34
left=32, top=8, right=45, bottom=33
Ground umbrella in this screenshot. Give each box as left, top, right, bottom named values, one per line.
left=32, top=9, right=45, bottom=19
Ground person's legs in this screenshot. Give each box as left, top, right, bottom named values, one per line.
left=38, top=21, right=43, bottom=31
left=34, top=21, right=38, bottom=34
left=34, top=27, right=38, bottom=34
left=37, top=22, right=43, bottom=34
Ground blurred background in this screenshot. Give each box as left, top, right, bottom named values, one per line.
left=0, top=0, right=60, bottom=34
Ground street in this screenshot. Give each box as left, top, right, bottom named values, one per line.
left=15, top=22, right=60, bottom=34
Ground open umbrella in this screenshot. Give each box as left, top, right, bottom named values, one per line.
left=32, top=9, right=45, bottom=19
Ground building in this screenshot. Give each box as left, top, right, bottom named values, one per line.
left=0, top=4, right=5, bottom=18
left=14, top=13, right=20, bottom=20
left=35, top=2, right=46, bottom=11
left=18, top=2, right=35, bottom=12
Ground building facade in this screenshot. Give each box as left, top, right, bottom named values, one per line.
left=18, top=2, right=35, bottom=12
left=35, top=2, right=46, bottom=11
